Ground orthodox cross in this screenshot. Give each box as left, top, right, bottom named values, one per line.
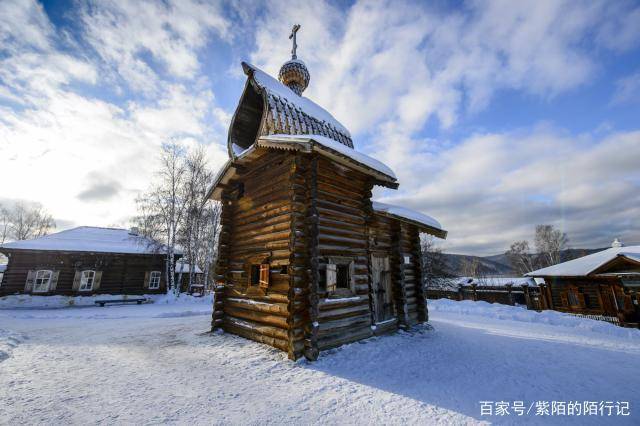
left=289, top=24, right=301, bottom=59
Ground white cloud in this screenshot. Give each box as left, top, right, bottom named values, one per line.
left=382, top=129, right=640, bottom=254
left=78, top=0, right=230, bottom=94
left=0, top=0, right=231, bottom=229
left=250, top=0, right=640, bottom=136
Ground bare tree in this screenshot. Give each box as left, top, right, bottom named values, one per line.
left=134, top=143, right=222, bottom=296
left=143, top=142, right=189, bottom=296
left=421, top=235, right=456, bottom=290
left=132, top=195, right=164, bottom=244
left=179, top=147, right=214, bottom=289
left=0, top=206, right=10, bottom=244
left=460, top=257, right=477, bottom=278
left=534, top=224, right=568, bottom=268
left=201, top=201, right=222, bottom=290
left=6, top=202, right=55, bottom=241
left=505, top=240, right=535, bottom=275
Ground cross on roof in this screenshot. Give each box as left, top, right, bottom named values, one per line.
left=289, top=24, right=300, bottom=59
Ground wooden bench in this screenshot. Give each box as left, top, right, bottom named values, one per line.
left=95, top=298, right=147, bottom=307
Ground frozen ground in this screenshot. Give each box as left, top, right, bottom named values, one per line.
left=0, top=297, right=638, bottom=425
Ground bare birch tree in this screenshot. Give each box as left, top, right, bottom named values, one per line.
left=534, top=224, right=568, bottom=268
left=142, top=142, right=189, bottom=296
left=505, top=240, right=536, bottom=275
left=2, top=202, right=56, bottom=241
left=179, top=147, right=214, bottom=289
left=0, top=206, right=10, bottom=244
left=201, top=201, right=221, bottom=289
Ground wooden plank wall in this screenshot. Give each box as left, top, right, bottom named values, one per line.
left=0, top=250, right=166, bottom=296
left=314, top=156, right=375, bottom=350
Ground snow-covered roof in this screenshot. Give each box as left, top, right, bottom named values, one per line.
left=175, top=260, right=203, bottom=274
left=527, top=246, right=640, bottom=277
left=456, top=277, right=539, bottom=287
left=228, top=62, right=353, bottom=157
left=372, top=201, right=447, bottom=238
left=0, top=227, right=174, bottom=255
left=259, top=134, right=396, bottom=180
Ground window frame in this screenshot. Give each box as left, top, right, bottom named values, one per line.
left=149, top=270, right=162, bottom=290
left=79, top=270, right=96, bottom=292
left=33, top=269, right=53, bottom=293
left=320, top=257, right=355, bottom=296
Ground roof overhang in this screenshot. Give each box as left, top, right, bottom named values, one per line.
left=373, top=209, right=447, bottom=239
left=257, top=135, right=397, bottom=188
left=206, top=136, right=399, bottom=201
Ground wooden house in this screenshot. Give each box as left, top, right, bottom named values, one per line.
left=0, top=227, right=172, bottom=296
left=206, top=26, right=447, bottom=360
left=527, top=240, right=640, bottom=327
left=426, top=277, right=547, bottom=311
left=175, top=259, right=204, bottom=293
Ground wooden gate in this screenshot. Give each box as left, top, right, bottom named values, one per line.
left=371, top=255, right=394, bottom=323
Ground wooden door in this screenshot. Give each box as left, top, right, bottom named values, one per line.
left=371, top=255, right=394, bottom=323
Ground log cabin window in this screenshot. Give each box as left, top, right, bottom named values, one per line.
left=79, top=270, right=96, bottom=291
left=249, top=264, right=269, bottom=289
left=403, top=255, right=411, bottom=264
left=149, top=271, right=161, bottom=290
left=33, top=270, right=53, bottom=293
left=320, top=258, right=353, bottom=294
left=250, top=265, right=260, bottom=286
left=567, top=288, right=579, bottom=307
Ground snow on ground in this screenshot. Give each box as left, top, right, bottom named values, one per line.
left=0, top=298, right=638, bottom=425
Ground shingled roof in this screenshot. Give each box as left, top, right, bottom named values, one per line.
left=227, top=62, right=353, bottom=157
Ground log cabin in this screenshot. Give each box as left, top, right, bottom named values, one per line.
left=206, top=26, right=447, bottom=360
left=527, top=240, right=640, bottom=327
left=0, top=227, right=173, bottom=296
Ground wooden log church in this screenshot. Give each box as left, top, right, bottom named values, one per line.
left=206, top=26, right=447, bottom=360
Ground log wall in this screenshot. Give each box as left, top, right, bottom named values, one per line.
left=0, top=250, right=167, bottom=296
left=314, top=157, right=375, bottom=350
left=211, top=150, right=431, bottom=359
left=212, top=150, right=302, bottom=358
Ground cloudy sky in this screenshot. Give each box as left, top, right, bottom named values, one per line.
left=1, top=0, right=639, bottom=255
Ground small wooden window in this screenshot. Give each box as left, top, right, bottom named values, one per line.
left=567, top=289, right=579, bottom=306
left=79, top=270, right=96, bottom=292
left=322, top=259, right=353, bottom=294
left=403, top=255, right=411, bottom=264
left=149, top=271, right=161, bottom=289
left=250, top=265, right=260, bottom=286
left=33, top=270, right=52, bottom=293
left=249, top=264, right=270, bottom=289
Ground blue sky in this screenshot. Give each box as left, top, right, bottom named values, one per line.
left=1, top=0, right=639, bottom=255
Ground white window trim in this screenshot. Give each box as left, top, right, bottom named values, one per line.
left=33, top=270, right=53, bottom=293
left=149, top=271, right=161, bottom=290
left=79, top=270, right=96, bottom=292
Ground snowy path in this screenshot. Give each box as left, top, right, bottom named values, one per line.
left=0, top=300, right=638, bottom=425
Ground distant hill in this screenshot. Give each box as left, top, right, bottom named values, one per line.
left=441, top=253, right=513, bottom=276
left=441, top=247, right=608, bottom=277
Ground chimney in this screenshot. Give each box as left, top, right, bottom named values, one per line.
left=611, top=238, right=623, bottom=248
